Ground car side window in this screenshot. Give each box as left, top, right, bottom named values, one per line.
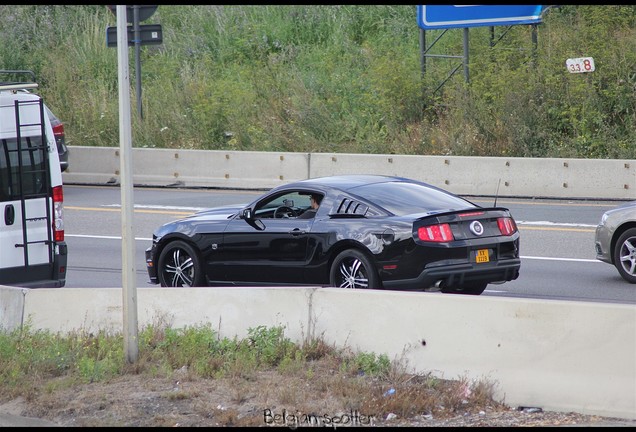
left=254, top=191, right=298, bottom=219
left=253, top=191, right=317, bottom=219
left=297, top=193, right=324, bottom=219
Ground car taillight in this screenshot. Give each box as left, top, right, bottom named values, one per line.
left=497, top=217, right=517, bottom=236
left=52, top=185, right=64, bottom=242
left=418, top=223, right=454, bottom=242
left=52, top=122, right=64, bottom=138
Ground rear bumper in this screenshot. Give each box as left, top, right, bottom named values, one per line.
left=382, top=258, right=521, bottom=291
left=13, top=277, right=66, bottom=289
left=0, top=242, right=67, bottom=288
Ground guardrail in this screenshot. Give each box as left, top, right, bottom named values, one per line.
left=62, top=146, right=635, bottom=200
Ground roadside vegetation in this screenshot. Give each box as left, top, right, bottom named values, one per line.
left=0, top=322, right=503, bottom=426
left=0, top=5, right=634, bottom=159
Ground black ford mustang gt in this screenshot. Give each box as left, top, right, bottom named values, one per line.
left=146, top=174, right=520, bottom=295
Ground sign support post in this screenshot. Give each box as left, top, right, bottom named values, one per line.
left=416, top=5, right=544, bottom=94
left=133, top=6, right=143, bottom=119
left=106, top=5, right=161, bottom=121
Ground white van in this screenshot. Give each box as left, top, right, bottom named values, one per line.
left=0, top=73, right=67, bottom=287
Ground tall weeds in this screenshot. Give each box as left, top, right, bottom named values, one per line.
left=1, top=5, right=634, bottom=158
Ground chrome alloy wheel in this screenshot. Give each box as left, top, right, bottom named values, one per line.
left=157, top=240, right=204, bottom=287
left=164, top=248, right=195, bottom=287
left=336, top=257, right=369, bottom=289
left=330, top=249, right=379, bottom=289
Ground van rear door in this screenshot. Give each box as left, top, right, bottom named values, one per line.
left=0, top=91, right=66, bottom=287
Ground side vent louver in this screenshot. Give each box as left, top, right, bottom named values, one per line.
left=336, top=198, right=369, bottom=216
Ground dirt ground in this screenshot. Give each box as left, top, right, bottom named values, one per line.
left=0, top=364, right=633, bottom=427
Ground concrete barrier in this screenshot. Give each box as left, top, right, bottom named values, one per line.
left=1, top=285, right=634, bottom=420
left=62, top=147, right=310, bottom=190
left=309, top=153, right=636, bottom=200
left=62, top=146, right=635, bottom=199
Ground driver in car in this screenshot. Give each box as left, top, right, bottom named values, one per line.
left=298, top=194, right=322, bottom=219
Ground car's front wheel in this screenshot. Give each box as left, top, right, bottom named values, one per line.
left=157, top=240, right=205, bottom=287
left=330, top=249, right=380, bottom=289
left=613, top=228, right=636, bottom=283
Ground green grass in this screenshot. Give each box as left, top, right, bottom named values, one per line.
left=0, top=322, right=502, bottom=424
left=2, top=5, right=633, bottom=159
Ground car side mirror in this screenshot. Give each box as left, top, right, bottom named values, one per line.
left=241, top=208, right=265, bottom=230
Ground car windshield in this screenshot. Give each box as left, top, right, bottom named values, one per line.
left=351, top=181, right=476, bottom=215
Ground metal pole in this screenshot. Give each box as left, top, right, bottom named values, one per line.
left=419, top=28, right=426, bottom=77
left=419, top=28, right=427, bottom=101
left=133, top=5, right=143, bottom=120
left=463, top=27, right=469, bottom=83
left=489, top=26, right=495, bottom=63
left=117, top=4, right=138, bottom=364
left=531, top=24, right=538, bottom=69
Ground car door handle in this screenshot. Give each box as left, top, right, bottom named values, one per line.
left=5, top=204, right=14, bottom=225
left=289, top=228, right=306, bottom=236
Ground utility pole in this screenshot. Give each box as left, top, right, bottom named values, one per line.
left=116, top=4, right=138, bottom=364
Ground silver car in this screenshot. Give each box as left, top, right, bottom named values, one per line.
left=595, top=201, right=636, bottom=283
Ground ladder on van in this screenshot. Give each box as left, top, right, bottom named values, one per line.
left=10, top=97, right=54, bottom=267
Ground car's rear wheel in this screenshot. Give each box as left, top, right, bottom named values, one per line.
left=158, top=240, right=205, bottom=287
left=330, top=249, right=380, bottom=289
left=613, top=228, right=636, bottom=283
left=441, top=282, right=488, bottom=295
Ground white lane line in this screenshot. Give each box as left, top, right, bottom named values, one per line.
left=103, top=204, right=206, bottom=211
left=65, top=234, right=602, bottom=263
left=521, top=256, right=600, bottom=263
left=100, top=209, right=599, bottom=228
left=517, top=221, right=597, bottom=228
left=99, top=206, right=600, bottom=229
left=66, top=234, right=153, bottom=241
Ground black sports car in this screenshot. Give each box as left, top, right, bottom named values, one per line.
left=145, top=175, right=521, bottom=295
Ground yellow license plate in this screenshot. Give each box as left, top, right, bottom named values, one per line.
left=476, top=249, right=490, bottom=263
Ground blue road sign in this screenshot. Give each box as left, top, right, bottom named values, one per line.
left=417, top=5, right=544, bottom=30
